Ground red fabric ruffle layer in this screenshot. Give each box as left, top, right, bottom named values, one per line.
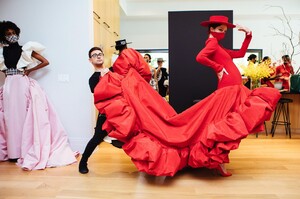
left=94, top=68, right=281, bottom=176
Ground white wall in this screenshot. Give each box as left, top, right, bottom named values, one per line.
left=0, top=0, right=95, bottom=152
left=120, top=0, right=300, bottom=71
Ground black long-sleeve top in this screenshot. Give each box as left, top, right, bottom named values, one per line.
left=89, top=67, right=113, bottom=93
left=3, top=43, right=22, bottom=69
left=89, top=72, right=101, bottom=93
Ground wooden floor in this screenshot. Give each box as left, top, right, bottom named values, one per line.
left=1, top=133, right=300, bottom=199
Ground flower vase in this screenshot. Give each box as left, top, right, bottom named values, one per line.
left=251, top=78, right=261, bottom=89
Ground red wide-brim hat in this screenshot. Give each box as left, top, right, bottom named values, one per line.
left=200, top=15, right=236, bottom=28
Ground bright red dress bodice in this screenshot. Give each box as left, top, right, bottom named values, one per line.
left=196, top=33, right=252, bottom=89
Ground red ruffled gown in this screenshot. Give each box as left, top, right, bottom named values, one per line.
left=93, top=48, right=281, bottom=176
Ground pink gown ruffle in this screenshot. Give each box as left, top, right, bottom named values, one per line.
left=0, top=76, right=77, bottom=170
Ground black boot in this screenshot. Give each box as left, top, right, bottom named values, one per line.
left=79, top=159, right=89, bottom=174
left=8, top=158, right=19, bottom=162
left=79, top=115, right=106, bottom=174
left=111, top=140, right=124, bottom=149
left=79, top=137, right=102, bottom=174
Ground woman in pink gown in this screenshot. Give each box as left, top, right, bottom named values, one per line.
left=0, top=21, right=77, bottom=170
left=93, top=31, right=280, bottom=177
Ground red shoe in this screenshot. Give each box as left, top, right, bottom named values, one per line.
left=215, top=164, right=232, bottom=177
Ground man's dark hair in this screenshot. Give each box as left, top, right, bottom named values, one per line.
left=247, top=54, right=257, bottom=61
left=144, top=53, right=151, bottom=60
left=262, top=56, right=269, bottom=62
left=88, top=47, right=103, bottom=58
left=282, top=55, right=290, bottom=59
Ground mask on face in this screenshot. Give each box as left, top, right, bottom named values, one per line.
left=210, top=31, right=225, bottom=41
left=5, top=34, right=19, bottom=43
left=284, top=59, right=290, bottom=64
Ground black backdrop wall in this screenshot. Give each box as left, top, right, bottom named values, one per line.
left=168, top=10, right=233, bottom=113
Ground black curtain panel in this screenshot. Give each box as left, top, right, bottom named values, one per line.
left=168, top=10, right=233, bottom=113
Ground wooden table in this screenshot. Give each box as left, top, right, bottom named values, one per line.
left=264, top=92, right=300, bottom=137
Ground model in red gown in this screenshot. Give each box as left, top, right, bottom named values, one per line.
left=94, top=32, right=280, bottom=176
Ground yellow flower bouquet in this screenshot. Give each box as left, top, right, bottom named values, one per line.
left=241, top=62, right=273, bottom=88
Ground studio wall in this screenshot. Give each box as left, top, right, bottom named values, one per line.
left=0, top=0, right=94, bottom=152
left=168, top=11, right=233, bottom=113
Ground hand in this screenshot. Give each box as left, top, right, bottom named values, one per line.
left=100, top=68, right=110, bottom=77
left=236, top=24, right=251, bottom=34
left=217, top=68, right=228, bottom=80
left=23, top=69, right=31, bottom=76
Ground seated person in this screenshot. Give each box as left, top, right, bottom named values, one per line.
left=275, top=55, right=294, bottom=90
left=247, top=54, right=257, bottom=65
left=243, top=54, right=258, bottom=88
left=260, top=56, right=276, bottom=88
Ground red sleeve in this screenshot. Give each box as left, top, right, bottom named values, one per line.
left=225, top=32, right=252, bottom=59
left=130, top=49, right=151, bottom=83
left=93, top=72, right=123, bottom=105
left=196, top=38, right=224, bottom=72
left=289, top=65, right=294, bottom=75
left=276, top=65, right=282, bottom=75
left=113, top=49, right=151, bottom=83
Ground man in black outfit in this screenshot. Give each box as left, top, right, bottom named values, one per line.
left=78, top=47, right=123, bottom=174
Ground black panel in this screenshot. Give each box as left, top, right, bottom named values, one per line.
left=168, top=11, right=233, bottom=113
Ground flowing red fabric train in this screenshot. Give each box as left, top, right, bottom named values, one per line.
left=93, top=48, right=281, bottom=176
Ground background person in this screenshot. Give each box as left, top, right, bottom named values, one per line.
left=0, top=20, right=77, bottom=170
left=275, top=55, right=294, bottom=90
left=260, top=56, right=276, bottom=88
left=143, top=53, right=158, bottom=91
left=247, top=54, right=257, bottom=65
left=156, top=58, right=169, bottom=97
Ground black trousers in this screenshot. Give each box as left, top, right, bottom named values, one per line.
left=80, top=114, right=107, bottom=163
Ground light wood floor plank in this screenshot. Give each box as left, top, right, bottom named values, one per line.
left=1, top=134, right=300, bottom=199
